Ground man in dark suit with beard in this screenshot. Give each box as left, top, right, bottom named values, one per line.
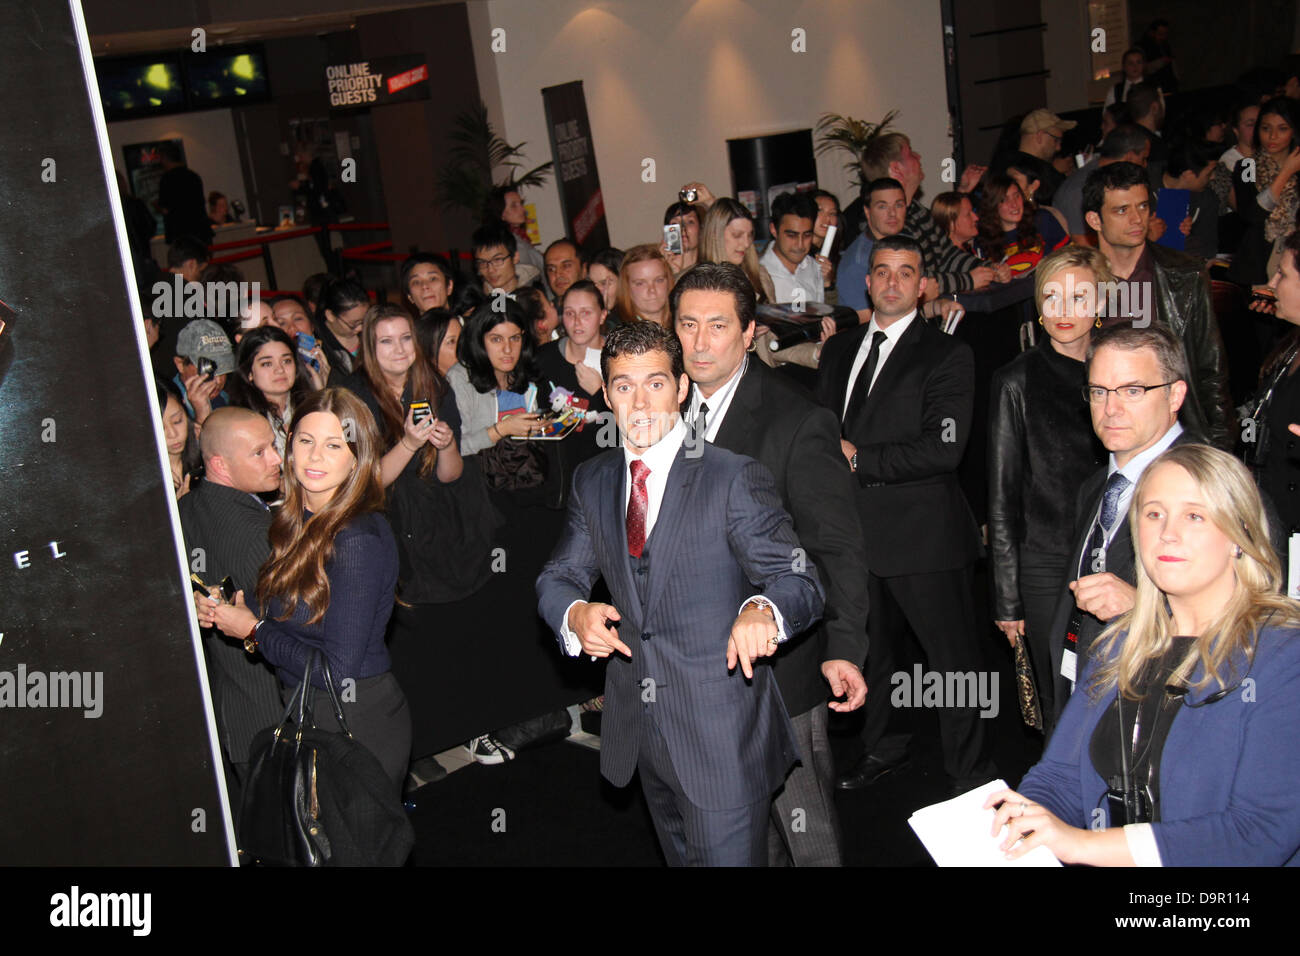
left=817, top=235, right=995, bottom=795
left=674, top=262, right=868, bottom=866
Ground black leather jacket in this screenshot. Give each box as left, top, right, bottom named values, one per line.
left=1148, top=243, right=1231, bottom=450
left=988, top=337, right=1103, bottom=621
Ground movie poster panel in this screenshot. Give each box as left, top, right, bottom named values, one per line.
left=0, top=0, right=234, bottom=864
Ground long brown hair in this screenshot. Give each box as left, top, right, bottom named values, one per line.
left=976, top=174, right=1043, bottom=263
left=359, top=303, right=443, bottom=478
left=257, top=388, right=387, bottom=624
left=615, top=244, right=674, bottom=326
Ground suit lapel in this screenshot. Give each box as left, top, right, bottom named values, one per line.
left=711, top=361, right=761, bottom=454
left=643, top=447, right=702, bottom=618
left=831, top=324, right=871, bottom=422
left=1106, top=521, right=1133, bottom=578
left=847, top=316, right=923, bottom=433
left=601, top=454, right=639, bottom=607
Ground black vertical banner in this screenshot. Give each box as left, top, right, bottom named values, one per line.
left=0, top=1, right=235, bottom=864
left=541, top=80, right=610, bottom=251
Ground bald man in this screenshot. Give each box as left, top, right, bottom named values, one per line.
left=179, top=407, right=285, bottom=793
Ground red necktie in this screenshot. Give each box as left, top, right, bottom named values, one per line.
left=627, top=459, right=650, bottom=558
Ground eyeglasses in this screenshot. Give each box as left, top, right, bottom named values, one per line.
left=1083, top=382, right=1175, bottom=404
left=475, top=254, right=512, bottom=270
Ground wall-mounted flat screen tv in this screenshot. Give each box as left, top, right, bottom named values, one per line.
left=184, top=45, right=270, bottom=109
left=96, top=54, right=187, bottom=120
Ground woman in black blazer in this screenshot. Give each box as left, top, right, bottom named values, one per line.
left=988, top=245, right=1108, bottom=722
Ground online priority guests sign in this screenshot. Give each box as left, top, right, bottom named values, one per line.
left=0, top=0, right=234, bottom=864
left=326, top=54, right=430, bottom=110
left=541, top=80, right=610, bottom=251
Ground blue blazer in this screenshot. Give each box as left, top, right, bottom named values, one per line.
left=536, top=441, right=824, bottom=811
left=1020, top=623, right=1300, bottom=866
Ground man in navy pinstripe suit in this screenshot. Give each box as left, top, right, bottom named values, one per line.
left=537, top=322, right=824, bottom=866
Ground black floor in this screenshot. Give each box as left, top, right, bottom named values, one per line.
left=405, top=559, right=1047, bottom=866
left=405, top=667, right=1044, bottom=866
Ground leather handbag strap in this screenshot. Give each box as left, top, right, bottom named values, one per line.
left=315, top=655, right=354, bottom=739
left=296, top=650, right=354, bottom=739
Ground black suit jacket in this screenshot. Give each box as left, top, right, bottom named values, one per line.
left=1046, top=429, right=1201, bottom=721
left=177, top=480, right=283, bottom=765
left=711, top=360, right=870, bottom=715
left=816, top=316, right=982, bottom=576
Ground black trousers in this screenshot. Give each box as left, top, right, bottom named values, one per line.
left=858, top=565, right=995, bottom=783
left=283, top=671, right=412, bottom=797
left=1018, top=548, right=1069, bottom=724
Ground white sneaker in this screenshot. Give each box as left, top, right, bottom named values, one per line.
left=466, top=734, right=514, bottom=765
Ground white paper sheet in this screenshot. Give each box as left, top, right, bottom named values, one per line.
left=908, top=779, right=1062, bottom=867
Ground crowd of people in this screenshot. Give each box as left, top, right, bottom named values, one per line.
left=140, top=32, right=1300, bottom=866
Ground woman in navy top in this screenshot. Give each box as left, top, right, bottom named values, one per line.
left=201, top=387, right=411, bottom=793
left=985, top=444, right=1300, bottom=865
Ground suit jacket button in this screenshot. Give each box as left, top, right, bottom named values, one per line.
left=641, top=632, right=651, bottom=642
left=1290, top=482, right=1297, bottom=493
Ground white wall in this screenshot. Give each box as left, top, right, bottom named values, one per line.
left=106, top=109, right=246, bottom=217
left=471, top=0, right=950, bottom=249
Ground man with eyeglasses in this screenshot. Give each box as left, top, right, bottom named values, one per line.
left=1045, top=323, right=1198, bottom=730
left=471, top=221, right=542, bottom=296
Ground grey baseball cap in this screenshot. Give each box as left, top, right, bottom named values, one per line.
left=175, top=319, right=237, bottom=375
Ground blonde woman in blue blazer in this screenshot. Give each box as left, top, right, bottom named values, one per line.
left=986, top=443, right=1300, bottom=866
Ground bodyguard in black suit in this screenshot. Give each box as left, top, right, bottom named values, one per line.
left=817, top=235, right=994, bottom=792
left=1046, top=324, right=1196, bottom=728
left=673, top=263, right=869, bottom=866
left=178, top=407, right=286, bottom=791
left=537, top=322, right=824, bottom=866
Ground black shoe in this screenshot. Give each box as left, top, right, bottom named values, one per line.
left=835, top=752, right=911, bottom=790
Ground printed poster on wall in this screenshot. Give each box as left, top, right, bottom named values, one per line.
left=541, top=80, right=610, bottom=251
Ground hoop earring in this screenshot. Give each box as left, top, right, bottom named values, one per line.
left=1037, top=315, right=1044, bottom=326
left=1095, top=317, right=1103, bottom=328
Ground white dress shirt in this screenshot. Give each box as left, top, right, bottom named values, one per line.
left=759, top=242, right=825, bottom=305
left=1083, top=421, right=1184, bottom=559
left=1104, top=78, right=1139, bottom=108
left=843, top=310, right=917, bottom=417
left=685, top=355, right=747, bottom=443
left=558, top=414, right=787, bottom=654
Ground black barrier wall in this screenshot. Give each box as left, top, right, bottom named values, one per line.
left=0, top=0, right=234, bottom=865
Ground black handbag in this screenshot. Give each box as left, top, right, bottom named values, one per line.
left=478, top=433, right=548, bottom=491
left=238, top=651, right=414, bottom=866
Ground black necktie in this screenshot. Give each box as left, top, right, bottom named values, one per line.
left=694, top=401, right=709, bottom=441
left=845, top=330, right=888, bottom=419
